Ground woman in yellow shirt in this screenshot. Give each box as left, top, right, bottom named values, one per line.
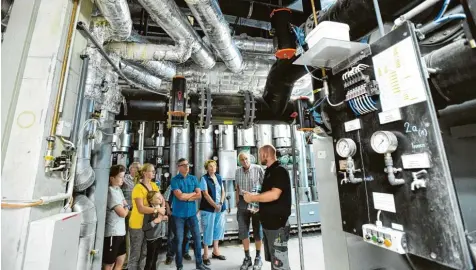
left=128, top=163, right=166, bottom=270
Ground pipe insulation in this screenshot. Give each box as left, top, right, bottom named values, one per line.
left=233, top=34, right=275, bottom=54
left=170, top=126, right=191, bottom=177
left=139, top=60, right=176, bottom=81
left=94, top=0, right=132, bottom=40
left=72, top=195, right=97, bottom=270
left=425, top=40, right=476, bottom=109
left=120, top=61, right=162, bottom=91
left=194, top=126, right=214, bottom=176
left=121, top=0, right=215, bottom=68
left=185, top=0, right=243, bottom=73
left=106, top=41, right=193, bottom=63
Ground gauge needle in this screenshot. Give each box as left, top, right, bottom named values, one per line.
left=379, top=139, right=385, bottom=147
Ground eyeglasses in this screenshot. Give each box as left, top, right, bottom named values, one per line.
left=178, top=163, right=189, bottom=167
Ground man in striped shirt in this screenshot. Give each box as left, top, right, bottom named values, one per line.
left=235, top=152, right=265, bottom=270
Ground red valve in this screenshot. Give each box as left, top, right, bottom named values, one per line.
left=290, top=112, right=298, bottom=118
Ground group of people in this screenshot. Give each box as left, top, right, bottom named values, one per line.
left=102, top=144, right=292, bottom=270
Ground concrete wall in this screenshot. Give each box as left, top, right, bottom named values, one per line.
left=1, top=0, right=93, bottom=269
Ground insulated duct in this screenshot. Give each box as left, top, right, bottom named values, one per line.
left=94, top=0, right=132, bottom=40
left=140, top=61, right=176, bottom=81
left=120, top=61, right=162, bottom=91
left=194, top=126, right=214, bottom=176
left=425, top=39, right=476, bottom=109
left=233, top=34, right=275, bottom=54
left=119, top=0, right=215, bottom=68
left=72, top=195, right=98, bottom=270
left=185, top=0, right=243, bottom=73
left=75, top=100, right=96, bottom=192
left=106, top=42, right=192, bottom=63
left=170, top=126, right=191, bottom=177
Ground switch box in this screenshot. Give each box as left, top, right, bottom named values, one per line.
left=362, top=224, right=407, bottom=254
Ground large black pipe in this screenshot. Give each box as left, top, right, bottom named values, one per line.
left=318, top=0, right=421, bottom=40
left=425, top=39, right=476, bottom=109
left=262, top=56, right=308, bottom=116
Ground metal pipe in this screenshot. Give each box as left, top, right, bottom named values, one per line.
left=76, top=21, right=168, bottom=97
left=45, top=0, right=80, bottom=170
left=91, top=111, right=114, bottom=269
left=185, top=0, right=244, bottom=73
left=138, top=121, right=146, bottom=164
left=71, top=55, right=89, bottom=145
left=290, top=123, right=305, bottom=270
left=372, top=0, right=386, bottom=37
left=233, top=35, right=274, bottom=54
left=394, top=0, right=441, bottom=27
left=72, top=195, right=97, bottom=270
left=94, top=0, right=132, bottom=40
left=169, top=126, right=190, bottom=177
left=194, top=126, right=214, bottom=176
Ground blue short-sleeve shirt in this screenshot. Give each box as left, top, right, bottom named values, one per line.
left=171, top=173, right=200, bottom=218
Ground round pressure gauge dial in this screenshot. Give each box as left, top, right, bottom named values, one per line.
left=370, top=131, right=398, bottom=154
left=336, top=138, right=357, bottom=158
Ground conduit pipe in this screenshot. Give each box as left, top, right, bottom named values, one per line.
left=132, top=0, right=215, bottom=68
left=94, top=0, right=132, bottom=40
left=394, top=0, right=441, bottom=27
left=185, top=0, right=244, bottom=73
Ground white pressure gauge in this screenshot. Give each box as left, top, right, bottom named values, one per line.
left=370, top=131, right=398, bottom=154
left=336, top=138, right=357, bottom=158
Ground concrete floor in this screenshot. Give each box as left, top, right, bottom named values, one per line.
left=157, top=233, right=325, bottom=270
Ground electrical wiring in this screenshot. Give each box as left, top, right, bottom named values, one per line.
left=326, top=95, right=344, bottom=107
left=435, top=0, right=451, bottom=21
left=348, top=100, right=359, bottom=116
left=435, top=14, right=466, bottom=24
left=310, top=98, right=325, bottom=111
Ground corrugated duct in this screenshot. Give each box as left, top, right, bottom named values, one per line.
left=233, top=34, right=274, bottom=54
left=94, top=0, right=132, bottom=40
left=185, top=0, right=243, bottom=73
left=107, top=0, right=216, bottom=68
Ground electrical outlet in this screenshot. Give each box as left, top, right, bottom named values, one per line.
left=362, top=224, right=407, bottom=254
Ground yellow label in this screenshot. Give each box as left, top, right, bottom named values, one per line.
left=223, top=120, right=233, bottom=125
left=45, top=156, right=55, bottom=161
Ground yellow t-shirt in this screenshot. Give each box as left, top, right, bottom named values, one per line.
left=129, top=182, right=159, bottom=229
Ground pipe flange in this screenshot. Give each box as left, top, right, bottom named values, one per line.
left=198, top=89, right=206, bottom=129
left=197, top=88, right=212, bottom=129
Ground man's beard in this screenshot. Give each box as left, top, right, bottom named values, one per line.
left=260, top=158, right=267, bottom=165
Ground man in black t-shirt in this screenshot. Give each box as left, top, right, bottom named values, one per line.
left=244, top=144, right=291, bottom=270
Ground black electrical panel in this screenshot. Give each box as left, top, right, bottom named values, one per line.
left=326, top=22, right=473, bottom=269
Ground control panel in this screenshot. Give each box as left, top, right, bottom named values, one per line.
left=323, top=22, right=472, bottom=269
left=362, top=224, right=406, bottom=254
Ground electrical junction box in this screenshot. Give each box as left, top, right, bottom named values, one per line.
left=362, top=223, right=407, bottom=254
left=24, top=213, right=81, bottom=270
left=55, top=120, right=72, bottom=138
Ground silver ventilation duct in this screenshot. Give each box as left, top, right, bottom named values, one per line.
left=185, top=0, right=243, bottom=73
left=131, top=0, right=215, bottom=68
left=94, top=0, right=132, bottom=40
left=139, top=61, right=176, bottom=81
left=120, top=61, right=162, bottom=91
left=72, top=195, right=98, bottom=270
left=233, top=34, right=274, bottom=54
left=106, top=42, right=192, bottom=63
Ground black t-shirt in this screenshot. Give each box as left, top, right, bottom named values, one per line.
left=259, top=161, right=291, bottom=230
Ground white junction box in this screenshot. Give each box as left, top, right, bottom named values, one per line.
left=362, top=224, right=407, bottom=254
left=305, top=21, right=350, bottom=48
left=24, top=213, right=81, bottom=270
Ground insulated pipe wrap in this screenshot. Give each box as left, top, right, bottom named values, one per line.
left=95, top=0, right=132, bottom=40
left=134, top=0, right=216, bottom=67
left=185, top=0, right=243, bottom=73
left=140, top=61, right=176, bottom=80
left=120, top=61, right=162, bottom=90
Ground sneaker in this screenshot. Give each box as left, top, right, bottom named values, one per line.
left=165, top=257, right=174, bottom=265
left=253, top=257, right=263, bottom=270
left=183, top=254, right=192, bottom=261
left=196, top=263, right=211, bottom=270
left=240, top=257, right=252, bottom=270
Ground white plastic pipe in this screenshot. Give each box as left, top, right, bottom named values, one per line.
left=394, top=0, right=441, bottom=27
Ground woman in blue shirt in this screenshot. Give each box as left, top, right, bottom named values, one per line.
left=199, top=160, right=227, bottom=265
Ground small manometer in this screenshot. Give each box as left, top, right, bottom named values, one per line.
left=336, top=138, right=357, bottom=158
left=370, top=131, right=398, bottom=154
